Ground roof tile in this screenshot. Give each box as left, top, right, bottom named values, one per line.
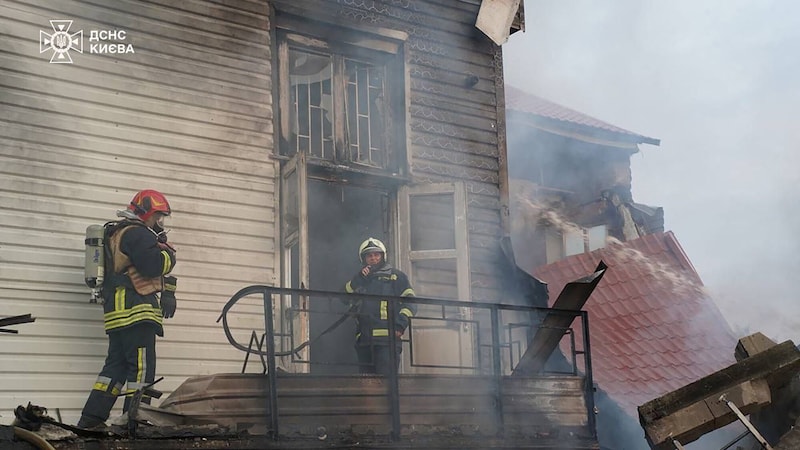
left=532, top=232, right=737, bottom=418
left=506, top=86, right=660, bottom=145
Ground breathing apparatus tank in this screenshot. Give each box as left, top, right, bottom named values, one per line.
left=84, top=224, right=105, bottom=303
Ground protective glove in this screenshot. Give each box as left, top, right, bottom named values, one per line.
left=348, top=266, right=370, bottom=291
left=157, top=240, right=176, bottom=253
left=161, top=276, right=177, bottom=319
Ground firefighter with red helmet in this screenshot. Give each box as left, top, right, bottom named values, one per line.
left=345, top=238, right=416, bottom=375
left=77, top=189, right=178, bottom=429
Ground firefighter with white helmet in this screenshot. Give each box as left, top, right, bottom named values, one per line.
left=77, top=189, right=178, bottom=429
left=345, top=237, right=416, bottom=375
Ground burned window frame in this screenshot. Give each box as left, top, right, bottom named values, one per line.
left=275, top=17, right=408, bottom=176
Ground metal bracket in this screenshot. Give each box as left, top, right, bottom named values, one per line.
left=671, top=436, right=686, bottom=450
left=718, top=394, right=774, bottom=450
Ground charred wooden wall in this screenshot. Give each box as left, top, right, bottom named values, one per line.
left=273, top=0, right=510, bottom=303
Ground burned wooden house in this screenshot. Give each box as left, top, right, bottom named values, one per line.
left=1, top=1, right=607, bottom=448
left=505, top=88, right=740, bottom=449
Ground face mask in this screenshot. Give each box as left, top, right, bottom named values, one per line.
left=152, top=214, right=169, bottom=234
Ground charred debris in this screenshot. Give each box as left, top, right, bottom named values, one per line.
left=639, top=332, right=800, bottom=450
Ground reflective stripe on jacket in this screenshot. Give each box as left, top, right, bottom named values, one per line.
left=102, top=222, right=175, bottom=335
left=345, top=265, right=416, bottom=343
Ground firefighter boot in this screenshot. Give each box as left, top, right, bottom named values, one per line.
left=77, top=390, right=117, bottom=429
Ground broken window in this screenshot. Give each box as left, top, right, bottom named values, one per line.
left=274, top=15, right=419, bottom=374
left=277, top=23, right=404, bottom=173
left=559, top=224, right=609, bottom=259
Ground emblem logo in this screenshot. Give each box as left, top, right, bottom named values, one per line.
left=40, top=20, right=83, bottom=64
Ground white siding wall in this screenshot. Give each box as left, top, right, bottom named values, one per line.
left=0, top=0, right=277, bottom=424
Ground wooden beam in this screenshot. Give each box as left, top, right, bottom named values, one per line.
left=735, top=332, right=778, bottom=361
left=644, top=379, right=771, bottom=449
left=639, top=340, right=800, bottom=425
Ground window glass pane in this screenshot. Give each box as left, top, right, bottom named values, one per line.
left=410, top=194, right=455, bottom=251
left=358, top=115, right=370, bottom=161
left=413, top=257, right=458, bottom=305
left=345, top=59, right=387, bottom=168
left=289, top=49, right=334, bottom=161
left=412, top=259, right=461, bottom=323
left=310, top=108, right=322, bottom=158
left=282, top=40, right=395, bottom=170
left=587, top=225, right=607, bottom=251
left=563, top=230, right=584, bottom=256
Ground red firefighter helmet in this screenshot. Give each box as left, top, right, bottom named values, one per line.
left=127, top=189, right=171, bottom=222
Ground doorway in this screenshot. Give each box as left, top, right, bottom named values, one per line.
left=307, top=179, right=390, bottom=374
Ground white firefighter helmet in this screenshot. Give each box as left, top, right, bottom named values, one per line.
left=358, top=237, right=387, bottom=264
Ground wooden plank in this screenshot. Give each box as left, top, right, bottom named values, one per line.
left=411, top=77, right=497, bottom=108
left=643, top=379, right=771, bottom=450
left=0, top=58, right=267, bottom=117
left=2, top=91, right=269, bottom=146
left=274, top=0, right=489, bottom=45
left=410, top=118, right=498, bottom=145
left=411, top=132, right=499, bottom=158
left=2, top=106, right=272, bottom=154
left=412, top=160, right=498, bottom=183
left=0, top=72, right=271, bottom=130
left=408, top=49, right=495, bottom=81
left=0, top=161, right=273, bottom=208
left=410, top=104, right=497, bottom=134
left=136, top=0, right=270, bottom=29
left=411, top=146, right=497, bottom=172
left=0, top=144, right=273, bottom=191
left=2, top=37, right=270, bottom=94
left=639, top=340, right=800, bottom=424
left=735, top=332, right=778, bottom=361
left=11, top=0, right=271, bottom=60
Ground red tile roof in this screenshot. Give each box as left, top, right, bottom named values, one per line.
left=505, top=85, right=660, bottom=145
left=531, top=231, right=737, bottom=418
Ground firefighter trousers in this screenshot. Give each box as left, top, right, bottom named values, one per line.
left=77, top=323, right=157, bottom=428
left=356, top=342, right=401, bottom=375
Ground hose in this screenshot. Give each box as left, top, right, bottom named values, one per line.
left=13, top=426, right=56, bottom=450
left=217, top=285, right=357, bottom=358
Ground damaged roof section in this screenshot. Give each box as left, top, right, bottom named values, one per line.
left=532, top=231, right=737, bottom=418
left=506, top=86, right=661, bottom=148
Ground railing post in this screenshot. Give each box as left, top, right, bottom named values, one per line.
left=263, top=289, right=279, bottom=438
left=490, top=305, right=504, bottom=434
left=581, top=311, right=596, bottom=438
left=387, top=302, right=401, bottom=440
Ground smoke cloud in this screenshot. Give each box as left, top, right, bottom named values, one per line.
left=504, top=0, right=800, bottom=343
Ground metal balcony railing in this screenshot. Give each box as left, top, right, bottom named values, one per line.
left=218, top=285, right=595, bottom=440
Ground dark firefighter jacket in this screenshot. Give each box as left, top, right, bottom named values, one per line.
left=345, top=264, right=416, bottom=344
left=102, top=221, right=176, bottom=336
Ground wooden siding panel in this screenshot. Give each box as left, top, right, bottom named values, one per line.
left=410, top=104, right=497, bottom=134
left=412, top=146, right=498, bottom=171
left=410, top=77, right=497, bottom=108
left=13, top=0, right=270, bottom=59
left=411, top=132, right=498, bottom=158
left=0, top=57, right=267, bottom=117
left=272, top=0, right=506, bottom=311
left=399, top=2, right=505, bottom=307
left=0, top=0, right=275, bottom=424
